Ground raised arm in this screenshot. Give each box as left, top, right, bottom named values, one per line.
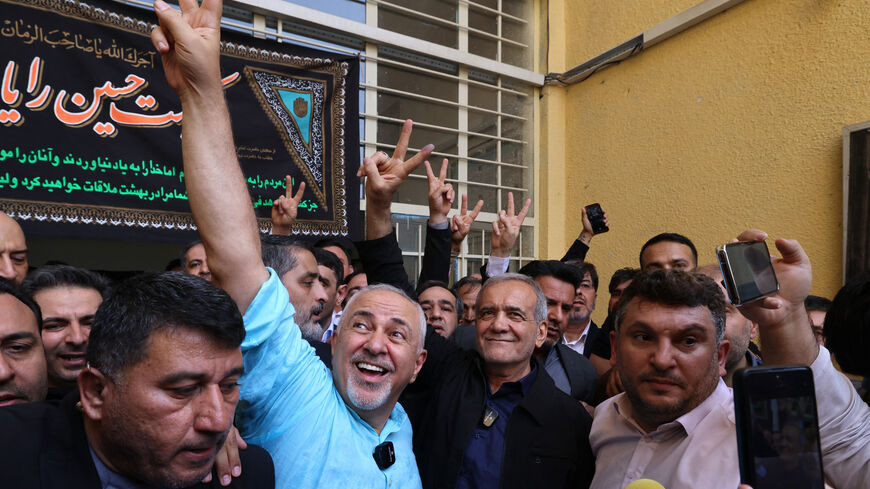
left=561, top=206, right=609, bottom=262
left=151, top=0, right=267, bottom=312
left=418, top=159, right=454, bottom=285
left=481, top=192, right=531, bottom=279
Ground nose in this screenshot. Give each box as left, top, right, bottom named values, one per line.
left=0, top=255, right=15, bottom=281
left=650, top=340, right=677, bottom=371
left=313, top=280, right=329, bottom=304
left=199, top=260, right=210, bottom=276
left=462, top=306, right=475, bottom=324
left=549, top=306, right=563, bottom=327
left=364, top=328, right=388, bottom=355
left=194, top=385, right=232, bottom=434
left=0, top=355, right=14, bottom=384
left=68, top=322, right=89, bottom=346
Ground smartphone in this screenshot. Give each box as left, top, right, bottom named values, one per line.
left=733, top=366, right=825, bottom=489
left=585, top=203, right=609, bottom=234
left=716, top=240, right=779, bottom=305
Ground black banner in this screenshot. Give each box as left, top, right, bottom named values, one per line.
left=0, top=0, right=360, bottom=242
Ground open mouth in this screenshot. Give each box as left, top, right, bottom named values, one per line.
left=355, top=361, right=390, bottom=381
left=58, top=352, right=87, bottom=367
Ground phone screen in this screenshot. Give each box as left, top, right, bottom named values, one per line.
left=734, top=367, right=825, bottom=489
left=718, top=241, right=778, bottom=304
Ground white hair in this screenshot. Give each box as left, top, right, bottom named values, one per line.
left=338, top=283, right=427, bottom=352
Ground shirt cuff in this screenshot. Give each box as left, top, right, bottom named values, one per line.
left=428, top=220, right=449, bottom=230
left=486, top=255, right=510, bottom=277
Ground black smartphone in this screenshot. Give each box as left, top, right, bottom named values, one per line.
left=716, top=240, right=779, bottom=305
left=733, top=366, right=825, bottom=489
left=584, top=203, right=608, bottom=234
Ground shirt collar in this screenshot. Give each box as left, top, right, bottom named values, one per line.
left=90, top=444, right=154, bottom=489
left=563, top=319, right=592, bottom=345
left=485, top=361, right=538, bottom=397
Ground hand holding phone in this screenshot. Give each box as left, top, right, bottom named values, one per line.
left=584, top=203, right=609, bottom=234
left=717, top=240, right=779, bottom=305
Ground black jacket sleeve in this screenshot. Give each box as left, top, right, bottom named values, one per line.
left=418, top=224, right=451, bottom=285
left=561, top=239, right=590, bottom=262
left=355, top=230, right=417, bottom=300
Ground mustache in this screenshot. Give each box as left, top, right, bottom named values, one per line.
left=350, top=351, right=395, bottom=373
left=638, top=371, right=686, bottom=387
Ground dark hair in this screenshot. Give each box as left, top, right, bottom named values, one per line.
left=565, top=261, right=599, bottom=291
left=519, top=260, right=582, bottom=288
left=417, top=279, right=462, bottom=318
left=179, top=239, right=203, bottom=269
left=453, top=275, right=482, bottom=294
left=313, top=247, right=344, bottom=285
left=164, top=258, right=182, bottom=271
left=639, top=233, right=698, bottom=268
left=260, top=234, right=308, bottom=278
left=609, top=267, right=640, bottom=294
left=613, top=269, right=726, bottom=345
left=86, top=272, right=244, bottom=380
left=0, top=278, right=42, bottom=331
left=823, top=272, right=870, bottom=376
left=343, top=270, right=366, bottom=286
left=805, top=295, right=832, bottom=313
left=314, top=237, right=355, bottom=265
left=21, top=265, right=111, bottom=300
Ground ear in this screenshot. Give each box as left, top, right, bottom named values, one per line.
left=78, top=366, right=112, bottom=421
left=335, top=284, right=348, bottom=311
left=749, top=321, right=759, bottom=340
left=609, top=330, right=617, bottom=368
left=409, top=349, right=428, bottom=383
left=533, top=320, right=547, bottom=348
left=717, top=339, right=731, bottom=377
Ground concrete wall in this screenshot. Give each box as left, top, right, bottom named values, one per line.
left=543, top=0, right=869, bottom=322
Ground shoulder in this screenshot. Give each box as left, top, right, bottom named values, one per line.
left=203, top=444, right=274, bottom=489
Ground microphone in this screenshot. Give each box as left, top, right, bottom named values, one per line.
left=624, top=479, right=665, bottom=489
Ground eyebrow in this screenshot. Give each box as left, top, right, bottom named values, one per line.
left=301, top=271, right=319, bottom=280
left=1, top=331, right=38, bottom=343
left=43, top=314, right=95, bottom=322
left=350, top=309, right=411, bottom=328
left=161, top=366, right=245, bottom=385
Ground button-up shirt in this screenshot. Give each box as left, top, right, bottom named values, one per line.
left=590, top=346, right=870, bottom=489
left=561, top=319, right=592, bottom=356
left=456, top=364, right=538, bottom=489
left=237, top=269, right=422, bottom=489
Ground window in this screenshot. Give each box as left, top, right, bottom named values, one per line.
left=123, top=0, right=541, bottom=283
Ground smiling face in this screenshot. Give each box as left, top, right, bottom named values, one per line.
left=33, top=286, right=102, bottom=388
left=331, top=289, right=426, bottom=429
left=476, top=280, right=546, bottom=371
left=0, top=293, right=47, bottom=406
left=533, top=275, right=575, bottom=349
left=418, top=286, right=458, bottom=338
left=84, top=327, right=243, bottom=488
left=612, top=299, right=728, bottom=432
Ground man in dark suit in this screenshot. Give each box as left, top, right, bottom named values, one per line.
left=560, top=261, right=603, bottom=359
left=519, top=260, right=598, bottom=404
left=0, top=272, right=274, bottom=489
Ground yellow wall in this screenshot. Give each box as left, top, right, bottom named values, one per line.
left=543, top=0, right=868, bottom=324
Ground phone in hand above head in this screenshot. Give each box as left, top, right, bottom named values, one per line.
left=716, top=240, right=779, bottom=305
left=585, top=203, right=609, bottom=234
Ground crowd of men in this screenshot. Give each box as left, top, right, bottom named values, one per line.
left=0, top=1, right=869, bottom=488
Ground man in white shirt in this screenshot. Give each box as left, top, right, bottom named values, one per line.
left=561, top=261, right=599, bottom=357
left=590, top=230, right=870, bottom=489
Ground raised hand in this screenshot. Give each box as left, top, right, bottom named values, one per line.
left=150, top=0, right=224, bottom=98
left=425, top=158, right=454, bottom=225
left=359, top=119, right=434, bottom=239
left=451, top=194, right=484, bottom=252
left=579, top=206, right=610, bottom=244
left=357, top=119, right=434, bottom=210
left=490, top=192, right=531, bottom=258
left=270, top=176, right=306, bottom=235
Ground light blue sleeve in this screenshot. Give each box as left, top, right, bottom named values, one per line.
left=236, top=268, right=337, bottom=442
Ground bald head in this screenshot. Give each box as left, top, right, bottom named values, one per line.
left=0, top=213, right=28, bottom=285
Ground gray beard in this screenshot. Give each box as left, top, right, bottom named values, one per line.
left=299, top=320, right=324, bottom=342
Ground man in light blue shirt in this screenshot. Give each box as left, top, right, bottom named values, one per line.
left=150, top=1, right=430, bottom=487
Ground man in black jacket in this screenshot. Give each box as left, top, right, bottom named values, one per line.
left=355, top=128, right=594, bottom=489
left=0, top=272, right=275, bottom=489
